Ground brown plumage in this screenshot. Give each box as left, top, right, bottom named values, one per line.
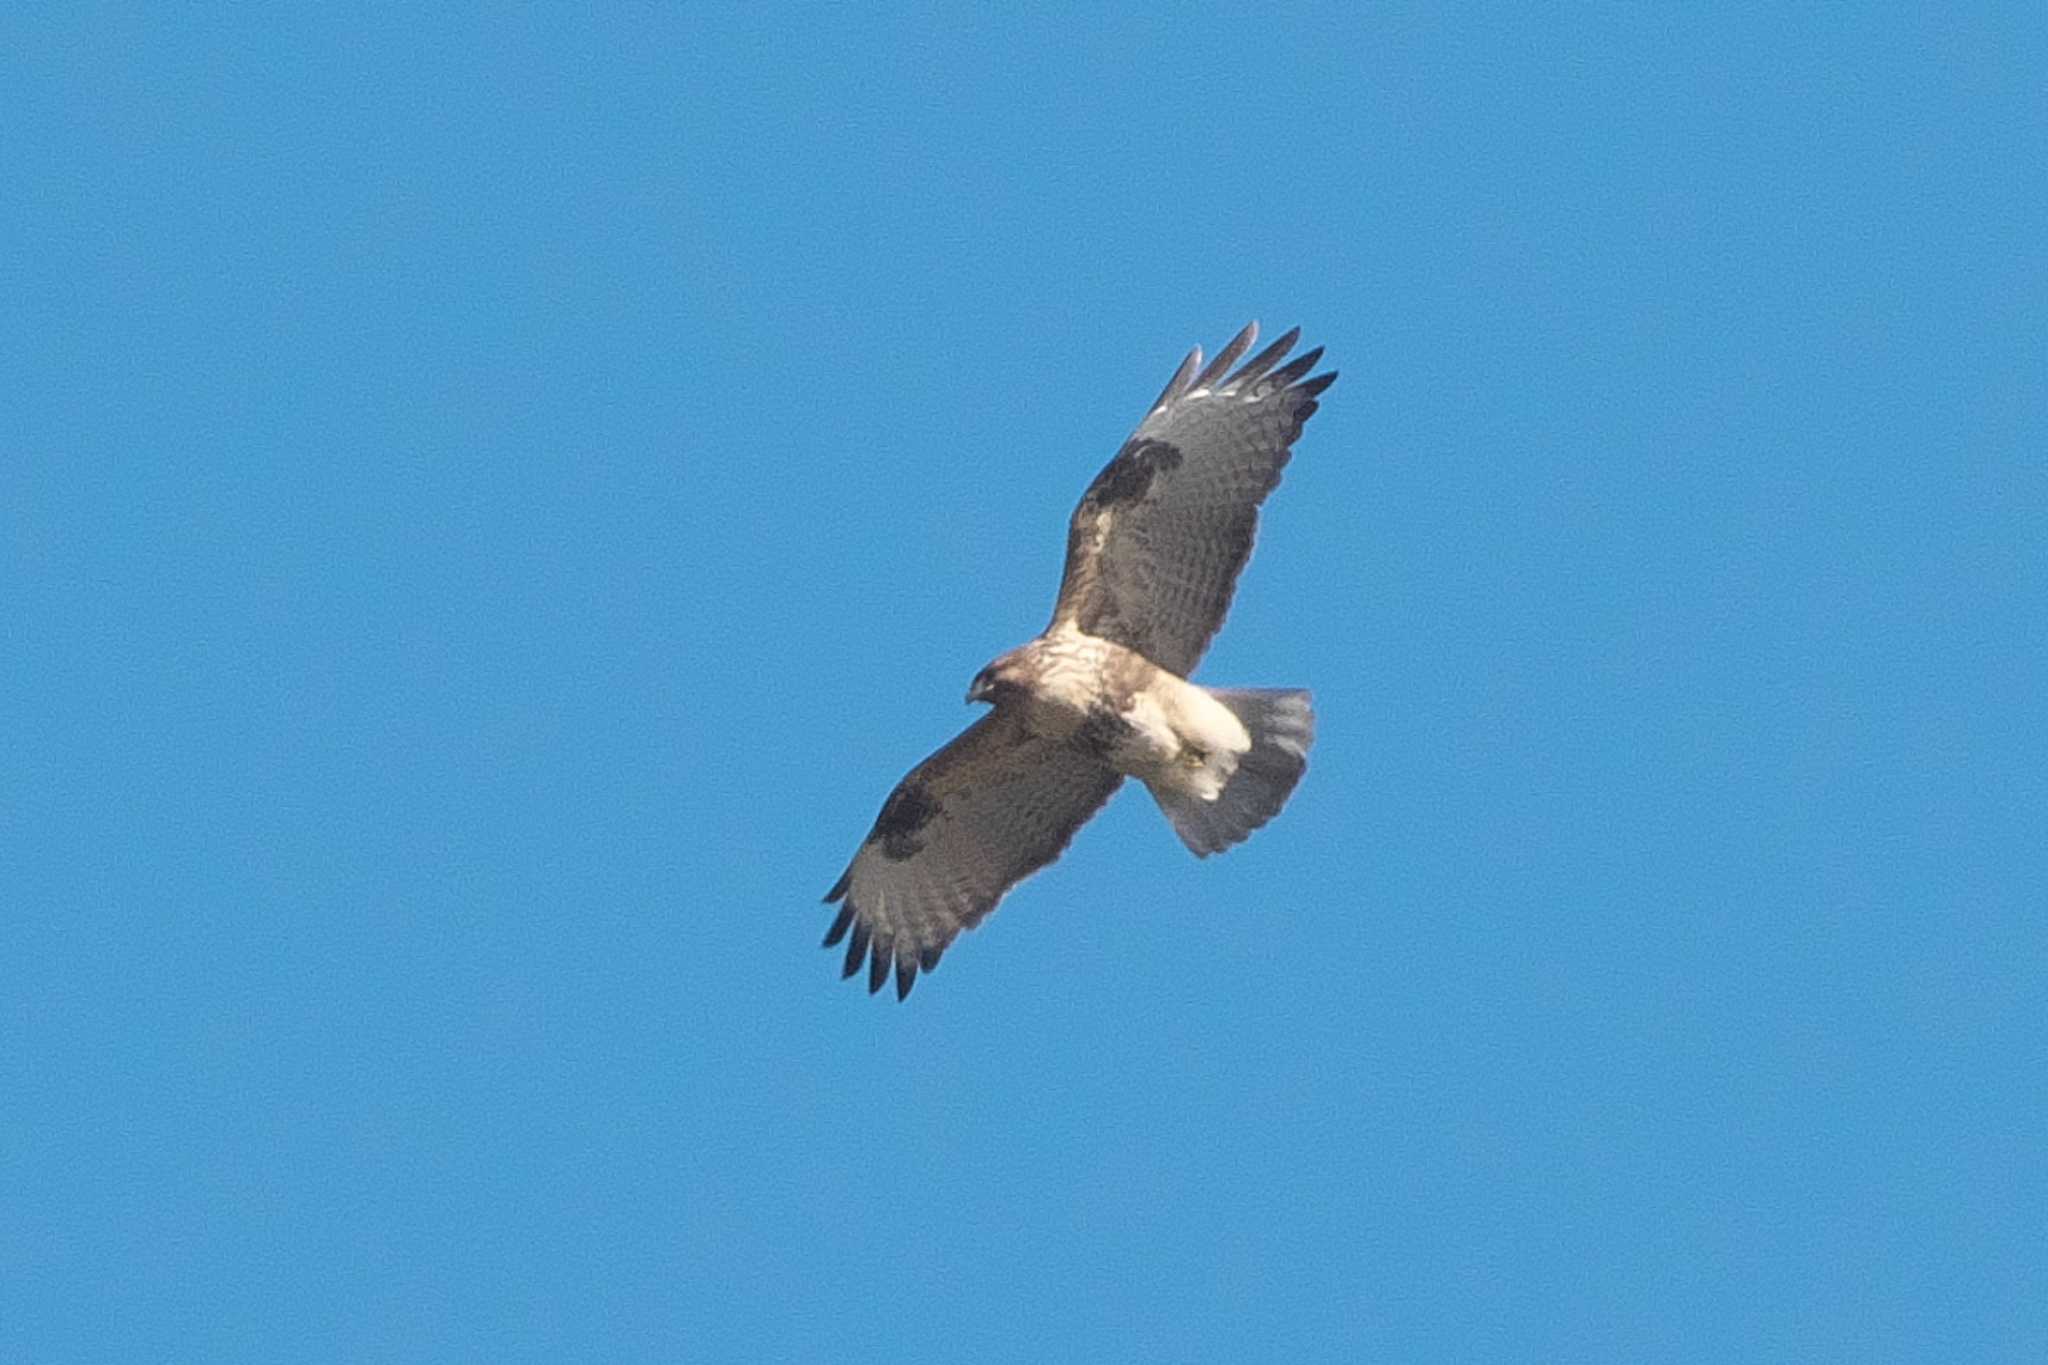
left=824, top=323, right=1334, bottom=998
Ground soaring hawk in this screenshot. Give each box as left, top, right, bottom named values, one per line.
left=823, top=323, right=1334, bottom=998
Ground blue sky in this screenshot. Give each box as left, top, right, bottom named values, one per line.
left=5, top=5, right=2043, bottom=1360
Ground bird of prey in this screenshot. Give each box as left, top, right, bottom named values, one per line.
left=823, top=323, right=1334, bottom=999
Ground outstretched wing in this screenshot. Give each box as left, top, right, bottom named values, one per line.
left=1051, top=323, right=1336, bottom=677
left=822, top=709, right=1122, bottom=1000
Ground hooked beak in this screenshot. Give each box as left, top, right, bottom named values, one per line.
left=966, top=675, right=993, bottom=706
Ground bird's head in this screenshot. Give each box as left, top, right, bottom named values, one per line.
left=967, top=651, right=1026, bottom=706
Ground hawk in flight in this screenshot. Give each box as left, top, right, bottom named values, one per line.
left=824, top=323, right=1335, bottom=998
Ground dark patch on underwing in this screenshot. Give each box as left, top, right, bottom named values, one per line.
left=1076, top=702, right=1136, bottom=761
left=1080, top=438, right=1183, bottom=512
left=1058, top=440, right=1178, bottom=641
left=869, top=779, right=939, bottom=860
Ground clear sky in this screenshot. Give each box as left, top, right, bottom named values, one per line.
left=6, top=5, right=2043, bottom=1361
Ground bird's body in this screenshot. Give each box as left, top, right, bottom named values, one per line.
left=824, top=323, right=1335, bottom=998
left=980, top=629, right=1251, bottom=802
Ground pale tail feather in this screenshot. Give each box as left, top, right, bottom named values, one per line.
left=1150, top=688, right=1314, bottom=857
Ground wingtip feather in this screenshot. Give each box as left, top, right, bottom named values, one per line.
left=841, top=920, right=871, bottom=978
left=1190, top=322, right=1258, bottom=391
left=1151, top=347, right=1203, bottom=412
left=1267, top=346, right=1325, bottom=389
left=1225, top=326, right=1301, bottom=390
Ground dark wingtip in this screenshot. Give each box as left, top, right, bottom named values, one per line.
left=895, top=959, right=917, bottom=1000
left=1299, top=369, right=1338, bottom=397
left=822, top=902, right=856, bottom=948
left=1268, top=346, right=1325, bottom=389
left=841, top=920, right=871, bottom=978
left=1226, top=326, right=1301, bottom=389
left=824, top=870, right=850, bottom=903
left=866, top=944, right=891, bottom=994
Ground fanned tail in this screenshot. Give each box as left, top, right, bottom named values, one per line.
left=1151, top=688, right=1314, bottom=857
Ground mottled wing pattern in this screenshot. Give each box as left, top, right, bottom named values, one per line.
left=1052, top=323, right=1336, bottom=677
left=822, top=710, right=1122, bottom=999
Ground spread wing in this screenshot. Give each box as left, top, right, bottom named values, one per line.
left=822, top=709, right=1122, bottom=999
left=1051, top=323, right=1336, bottom=677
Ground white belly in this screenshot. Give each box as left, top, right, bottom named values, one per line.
left=1002, top=629, right=1251, bottom=801
left=1110, top=676, right=1251, bottom=800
